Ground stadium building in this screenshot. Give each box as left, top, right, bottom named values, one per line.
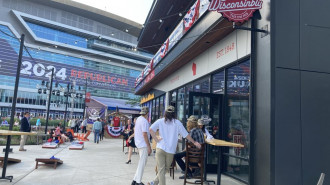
left=0, top=0, right=152, bottom=119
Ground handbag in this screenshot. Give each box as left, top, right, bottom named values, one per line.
left=128, top=137, right=136, bottom=148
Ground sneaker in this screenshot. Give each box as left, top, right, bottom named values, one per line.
left=135, top=183, right=145, bottom=185
left=192, top=168, right=201, bottom=177
left=147, top=181, right=154, bottom=185
left=179, top=173, right=192, bottom=179
left=131, top=180, right=136, bottom=185
left=19, top=149, right=27, bottom=151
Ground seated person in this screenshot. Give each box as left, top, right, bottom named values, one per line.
left=198, top=119, right=214, bottom=139
left=174, top=116, right=205, bottom=179
left=55, top=124, right=69, bottom=142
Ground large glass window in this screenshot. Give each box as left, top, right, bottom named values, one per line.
left=177, top=87, right=185, bottom=123
left=159, top=95, right=165, bottom=118
left=26, top=22, right=88, bottom=48
left=224, top=60, right=250, bottom=182
left=170, top=90, right=177, bottom=107
left=212, top=71, right=225, bottom=94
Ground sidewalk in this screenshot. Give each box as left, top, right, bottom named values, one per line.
left=0, top=135, right=245, bottom=185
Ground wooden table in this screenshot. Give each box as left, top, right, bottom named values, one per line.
left=205, top=139, right=244, bottom=185
left=0, top=130, right=37, bottom=136
left=0, top=130, right=36, bottom=182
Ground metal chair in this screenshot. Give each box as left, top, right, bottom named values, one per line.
left=184, top=141, right=205, bottom=185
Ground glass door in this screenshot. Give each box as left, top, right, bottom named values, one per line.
left=188, top=92, right=223, bottom=172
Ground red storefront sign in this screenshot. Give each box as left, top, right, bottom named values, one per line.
left=85, top=92, right=91, bottom=103
left=208, top=0, right=263, bottom=23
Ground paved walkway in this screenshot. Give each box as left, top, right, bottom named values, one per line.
left=0, top=136, right=245, bottom=185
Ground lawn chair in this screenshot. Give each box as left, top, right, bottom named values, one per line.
left=66, top=129, right=78, bottom=138
left=78, top=130, right=91, bottom=141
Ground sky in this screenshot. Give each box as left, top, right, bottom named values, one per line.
left=72, top=0, right=154, bottom=24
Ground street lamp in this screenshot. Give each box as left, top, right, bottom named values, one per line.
left=36, top=68, right=55, bottom=134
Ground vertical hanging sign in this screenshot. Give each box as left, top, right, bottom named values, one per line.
left=208, top=0, right=263, bottom=23
left=85, top=92, right=91, bottom=103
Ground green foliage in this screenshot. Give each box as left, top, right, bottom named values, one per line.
left=125, top=96, right=141, bottom=107
left=4, top=117, right=63, bottom=127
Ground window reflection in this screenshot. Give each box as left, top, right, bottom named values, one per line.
left=212, top=71, right=225, bottom=94
left=224, top=60, right=250, bottom=182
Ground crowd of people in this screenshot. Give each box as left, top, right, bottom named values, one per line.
left=10, top=106, right=212, bottom=185
left=125, top=106, right=211, bottom=185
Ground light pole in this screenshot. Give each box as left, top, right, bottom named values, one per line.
left=44, top=68, right=54, bottom=134
left=63, top=83, right=70, bottom=127
left=83, top=78, right=88, bottom=119
left=1, top=34, right=25, bottom=182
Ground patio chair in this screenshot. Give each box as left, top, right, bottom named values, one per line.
left=78, top=130, right=91, bottom=141
left=184, top=141, right=205, bottom=185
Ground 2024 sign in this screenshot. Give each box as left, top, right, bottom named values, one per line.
left=20, top=61, right=67, bottom=80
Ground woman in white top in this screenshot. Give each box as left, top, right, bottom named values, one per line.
left=197, top=119, right=214, bottom=140
left=148, top=106, right=201, bottom=185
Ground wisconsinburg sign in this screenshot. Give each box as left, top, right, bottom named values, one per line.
left=208, top=0, right=263, bottom=23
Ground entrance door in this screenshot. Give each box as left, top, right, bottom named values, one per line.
left=188, top=92, right=223, bottom=172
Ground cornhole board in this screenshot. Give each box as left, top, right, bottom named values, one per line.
left=0, top=157, right=21, bottom=168
left=69, top=142, right=84, bottom=150
left=35, top=158, right=63, bottom=169
left=42, top=142, right=59, bottom=149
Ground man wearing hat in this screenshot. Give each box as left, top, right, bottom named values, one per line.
left=174, top=116, right=205, bottom=179
left=198, top=119, right=214, bottom=140
left=148, top=107, right=202, bottom=185
left=131, top=107, right=151, bottom=185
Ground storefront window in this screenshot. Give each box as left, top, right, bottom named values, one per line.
left=152, top=99, right=156, bottom=123
left=155, top=98, right=159, bottom=120
left=170, top=90, right=177, bottom=107
left=185, top=84, right=193, bottom=121
left=159, top=95, right=164, bottom=118
left=177, top=87, right=185, bottom=123
left=212, top=71, right=225, bottom=94
left=224, top=60, right=250, bottom=182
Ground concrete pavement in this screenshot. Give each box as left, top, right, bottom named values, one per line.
left=0, top=135, right=245, bottom=185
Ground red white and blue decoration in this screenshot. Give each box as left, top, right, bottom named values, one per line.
left=160, top=38, right=169, bottom=58
left=106, top=125, right=124, bottom=138
left=135, top=0, right=209, bottom=89
left=183, top=0, right=200, bottom=32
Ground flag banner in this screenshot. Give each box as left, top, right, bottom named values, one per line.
left=135, top=0, right=210, bottom=89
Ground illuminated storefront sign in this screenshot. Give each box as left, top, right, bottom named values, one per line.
left=208, top=0, right=263, bottom=23
left=140, top=93, right=155, bottom=104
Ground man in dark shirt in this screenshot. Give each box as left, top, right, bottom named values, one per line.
left=19, top=112, right=31, bottom=151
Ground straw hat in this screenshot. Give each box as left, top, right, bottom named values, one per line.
left=197, top=119, right=205, bottom=126
left=187, top=115, right=198, bottom=123
left=165, top=106, right=175, bottom=113
left=139, top=107, right=149, bottom=115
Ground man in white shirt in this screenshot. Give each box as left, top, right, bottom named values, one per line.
left=148, top=106, right=201, bottom=185
left=131, top=107, right=151, bottom=185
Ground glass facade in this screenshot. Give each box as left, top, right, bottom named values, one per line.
left=142, top=94, right=166, bottom=123
left=0, top=22, right=143, bottom=118
left=27, top=22, right=88, bottom=48
left=26, top=22, right=152, bottom=61
left=169, top=59, right=251, bottom=183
